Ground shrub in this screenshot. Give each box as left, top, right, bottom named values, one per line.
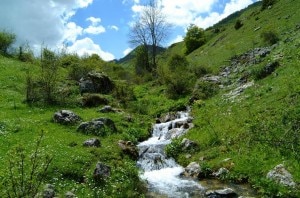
left=184, top=24, right=206, bottom=54
left=82, top=93, right=108, bottom=107
left=191, top=80, right=219, bottom=101
left=18, top=45, right=35, bottom=63
left=1, top=132, right=53, bottom=197
left=0, top=31, right=16, bottom=55
left=112, top=81, right=136, bottom=105
left=261, top=30, right=279, bottom=45
left=164, top=54, right=195, bottom=99
left=234, top=19, right=243, bottom=30
left=165, top=138, right=182, bottom=159
left=261, top=0, right=276, bottom=10
left=251, top=61, right=279, bottom=80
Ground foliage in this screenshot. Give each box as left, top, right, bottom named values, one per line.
left=261, top=30, right=279, bottom=45
left=261, top=0, right=276, bottom=10
left=0, top=30, right=16, bottom=55
left=1, top=131, right=53, bottom=198
left=234, top=19, right=243, bottom=30
left=165, top=138, right=182, bottom=159
left=191, top=80, right=219, bottom=101
left=184, top=24, right=206, bottom=54
left=18, top=44, right=35, bottom=63
left=251, top=61, right=279, bottom=80
left=134, top=45, right=150, bottom=75
left=82, top=93, right=108, bottom=107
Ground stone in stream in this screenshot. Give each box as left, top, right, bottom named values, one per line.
left=118, top=140, right=139, bottom=160
left=266, top=164, right=296, bottom=188
left=205, top=188, right=238, bottom=198
left=183, top=162, right=202, bottom=178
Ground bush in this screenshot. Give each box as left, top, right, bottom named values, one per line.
left=261, top=30, right=279, bottom=45
left=190, top=80, right=219, bottom=101
left=261, top=0, right=276, bottom=10
left=251, top=61, right=279, bottom=80
left=184, top=24, right=206, bottom=54
left=234, top=19, right=243, bottom=30
left=1, top=132, right=53, bottom=197
left=82, top=93, right=108, bottom=107
left=0, top=31, right=16, bottom=55
left=164, top=54, right=195, bottom=99
left=165, top=138, right=182, bottom=159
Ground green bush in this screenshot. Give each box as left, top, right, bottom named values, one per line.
left=82, top=93, right=108, bottom=107
left=165, top=138, right=182, bottom=159
left=0, top=132, right=53, bottom=197
left=164, top=54, right=195, bottom=99
left=251, top=61, right=279, bottom=80
left=234, top=19, right=243, bottom=30
left=184, top=24, right=206, bottom=54
left=0, top=31, right=16, bottom=55
left=261, top=0, right=276, bottom=10
left=191, top=80, right=219, bottom=101
left=261, top=30, right=279, bottom=45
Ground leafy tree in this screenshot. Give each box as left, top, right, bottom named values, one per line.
left=134, top=45, right=150, bottom=75
left=129, top=0, right=171, bottom=72
left=0, top=31, right=16, bottom=55
left=184, top=24, right=206, bottom=54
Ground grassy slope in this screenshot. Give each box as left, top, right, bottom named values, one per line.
left=0, top=56, right=151, bottom=197
left=161, top=0, right=300, bottom=195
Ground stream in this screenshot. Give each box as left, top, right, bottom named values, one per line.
left=137, top=110, right=204, bottom=197
left=137, top=109, right=258, bottom=198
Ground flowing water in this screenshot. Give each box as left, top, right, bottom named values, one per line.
left=137, top=110, right=204, bottom=197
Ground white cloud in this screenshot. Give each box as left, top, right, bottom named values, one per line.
left=68, top=37, right=115, bottom=61
left=123, top=47, right=133, bottom=56
left=84, top=25, right=106, bottom=34
left=86, top=17, right=101, bottom=25
left=168, top=35, right=184, bottom=46
left=84, top=16, right=106, bottom=35
left=0, top=0, right=94, bottom=50
left=64, top=22, right=83, bottom=43
left=109, top=25, right=119, bottom=31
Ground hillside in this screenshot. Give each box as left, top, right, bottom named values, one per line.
left=0, top=0, right=299, bottom=197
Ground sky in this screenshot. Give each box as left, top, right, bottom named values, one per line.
left=0, top=0, right=259, bottom=61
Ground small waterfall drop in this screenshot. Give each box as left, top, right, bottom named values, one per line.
left=137, top=110, right=203, bottom=197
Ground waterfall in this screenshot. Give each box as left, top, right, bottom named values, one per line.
left=137, top=110, right=203, bottom=197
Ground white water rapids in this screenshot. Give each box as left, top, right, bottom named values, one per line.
left=137, top=111, right=204, bottom=197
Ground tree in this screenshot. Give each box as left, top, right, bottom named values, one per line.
left=0, top=31, right=16, bottom=55
left=129, top=0, right=171, bottom=72
left=134, top=45, right=150, bottom=75
left=184, top=24, right=206, bottom=55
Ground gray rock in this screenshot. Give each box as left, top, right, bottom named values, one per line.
left=93, top=162, right=111, bottom=181
left=181, top=138, right=198, bottom=151
left=65, top=191, right=77, bottom=198
left=266, top=164, right=296, bottom=187
left=212, top=167, right=229, bottom=177
left=99, top=105, right=115, bottom=113
left=118, top=140, right=138, bottom=159
left=77, top=118, right=117, bottom=136
left=35, top=184, right=55, bottom=198
left=184, top=162, right=201, bottom=178
left=53, top=110, right=81, bottom=125
left=206, top=188, right=237, bottom=198
left=79, top=72, right=114, bottom=95
left=83, top=138, right=101, bottom=147
left=165, top=128, right=180, bottom=140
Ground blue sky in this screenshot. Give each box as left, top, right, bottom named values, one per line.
left=0, top=0, right=258, bottom=61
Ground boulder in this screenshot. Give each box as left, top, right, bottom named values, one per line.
left=205, top=188, right=237, bottom=198
left=165, top=128, right=180, bottom=140
left=83, top=138, right=101, bottom=147
left=118, top=140, right=139, bottom=159
left=53, top=110, right=81, bottom=125
left=93, top=162, right=111, bottom=181
left=181, top=138, right=198, bottom=151
left=184, top=162, right=201, bottom=178
left=77, top=118, right=117, bottom=136
left=79, top=72, right=114, bottom=95
left=99, top=105, right=116, bottom=113
left=35, top=184, right=55, bottom=198
left=266, top=164, right=296, bottom=187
